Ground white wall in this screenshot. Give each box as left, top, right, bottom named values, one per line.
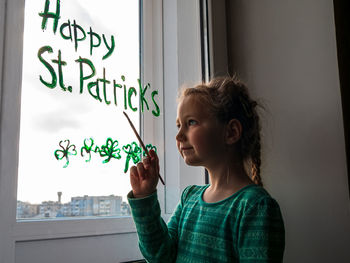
left=214, top=0, right=350, bottom=262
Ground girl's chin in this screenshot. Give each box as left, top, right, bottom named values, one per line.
left=183, top=156, right=202, bottom=166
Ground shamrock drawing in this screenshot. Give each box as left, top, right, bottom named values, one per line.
left=99, top=138, right=121, bottom=163
left=54, top=139, right=77, bottom=168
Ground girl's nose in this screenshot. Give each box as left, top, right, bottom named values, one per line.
left=176, top=128, right=185, bottom=142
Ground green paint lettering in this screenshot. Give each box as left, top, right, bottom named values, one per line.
left=75, top=57, right=96, bottom=93
left=88, top=27, right=101, bottom=56
left=151, top=90, right=160, bottom=117
left=99, top=68, right=111, bottom=105
left=72, top=20, right=86, bottom=52
left=113, top=80, right=122, bottom=106
left=38, top=46, right=57, bottom=89
left=128, top=87, right=137, bottom=112
left=60, top=19, right=72, bottom=41
left=138, top=79, right=149, bottom=112
left=39, top=0, right=61, bottom=33
left=51, top=49, right=72, bottom=92
left=122, top=75, right=127, bottom=110
left=87, top=80, right=102, bottom=102
left=102, top=34, right=115, bottom=60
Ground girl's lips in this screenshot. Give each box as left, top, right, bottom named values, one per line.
left=181, top=147, right=193, bottom=151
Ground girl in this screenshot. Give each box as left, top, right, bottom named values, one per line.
left=127, top=76, right=285, bottom=262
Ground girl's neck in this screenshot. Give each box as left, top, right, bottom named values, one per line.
left=203, top=161, right=254, bottom=203
left=205, top=158, right=254, bottom=193
left=202, top=146, right=255, bottom=203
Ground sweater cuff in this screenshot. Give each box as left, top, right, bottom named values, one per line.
left=127, top=190, right=161, bottom=231
left=127, top=190, right=158, bottom=210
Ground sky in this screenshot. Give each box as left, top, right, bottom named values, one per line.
left=17, top=0, right=142, bottom=204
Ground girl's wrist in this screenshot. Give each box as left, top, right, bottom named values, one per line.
left=132, top=190, right=156, bottom=199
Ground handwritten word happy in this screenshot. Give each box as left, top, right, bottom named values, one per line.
left=39, top=0, right=115, bottom=59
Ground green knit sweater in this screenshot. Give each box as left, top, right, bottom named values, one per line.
left=128, top=184, right=285, bottom=263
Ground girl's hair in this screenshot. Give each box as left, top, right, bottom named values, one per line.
left=178, top=76, right=263, bottom=186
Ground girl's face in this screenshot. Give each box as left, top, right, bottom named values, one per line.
left=176, top=95, right=226, bottom=167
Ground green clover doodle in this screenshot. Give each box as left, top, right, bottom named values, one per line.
left=143, top=144, right=157, bottom=157
left=99, top=138, right=121, bottom=163
left=54, top=139, right=77, bottom=168
left=122, top=142, right=142, bottom=173
left=81, top=138, right=100, bottom=162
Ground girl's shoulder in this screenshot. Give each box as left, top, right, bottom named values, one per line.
left=180, top=184, right=281, bottom=212
left=235, top=184, right=282, bottom=214
left=180, top=185, right=208, bottom=203
left=182, top=184, right=270, bottom=201
left=237, top=184, right=271, bottom=200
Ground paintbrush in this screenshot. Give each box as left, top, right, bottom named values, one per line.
left=123, top=111, right=165, bottom=185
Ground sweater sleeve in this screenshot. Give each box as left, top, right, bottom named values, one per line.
left=127, top=190, right=183, bottom=263
left=237, top=196, right=285, bottom=263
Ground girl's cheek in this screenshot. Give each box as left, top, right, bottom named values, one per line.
left=192, top=130, right=209, bottom=150
left=196, top=128, right=221, bottom=153
left=176, top=141, right=184, bottom=157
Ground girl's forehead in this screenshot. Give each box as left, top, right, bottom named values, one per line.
left=178, top=95, right=200, bottom=109
left=177, top=95, right=211, bottom=117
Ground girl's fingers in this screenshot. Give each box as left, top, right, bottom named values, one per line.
left=143, top=156, right=151, bottom=170
left=130, top=166, right=140, bottom=187
left=149, top=149, right=158, bottom=161
left=136, top=162, right=146, bottom=180
left=130, top=166, right=138, bottom=178
left=149, top=150, right=160, bottom=174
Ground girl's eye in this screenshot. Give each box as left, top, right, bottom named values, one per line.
left=188, top=119, right=197, bottom=126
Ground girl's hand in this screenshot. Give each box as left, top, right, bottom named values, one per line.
left=130, top=149, right=160, bottom=198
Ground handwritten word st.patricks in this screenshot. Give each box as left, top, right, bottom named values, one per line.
left=54, top=138, right=157, bottom=173
left=37, top=0, right=160, bottom=117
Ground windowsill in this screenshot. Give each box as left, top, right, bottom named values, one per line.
left=14, top=213, right=171, bottom=242
left=13, top=217, right=136, bottom=241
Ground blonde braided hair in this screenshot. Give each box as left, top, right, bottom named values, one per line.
left=178, top=76, right=264, bottom=186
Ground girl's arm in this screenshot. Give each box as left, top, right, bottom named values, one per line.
left=128, top=150, right=179, bottom=262
left=237, top=196, right=285, bottom=263
left=128, top=191, right=180, bottom=262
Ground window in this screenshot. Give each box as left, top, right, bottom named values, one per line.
left=16, top=0, right=146, bottom=220
left=0, top=0, right=203, bottom=261
left=3, top=0, right=166, bottom=237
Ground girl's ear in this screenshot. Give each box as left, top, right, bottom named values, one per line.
left=225, top=119, right=242, bottom=145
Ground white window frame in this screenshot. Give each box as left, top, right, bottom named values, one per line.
left=162, top=0, right=205, bottom=214
left=0, top=0, right=204, bottom=262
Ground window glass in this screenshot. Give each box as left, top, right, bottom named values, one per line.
left=16, top=0, right=156, bottom=220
